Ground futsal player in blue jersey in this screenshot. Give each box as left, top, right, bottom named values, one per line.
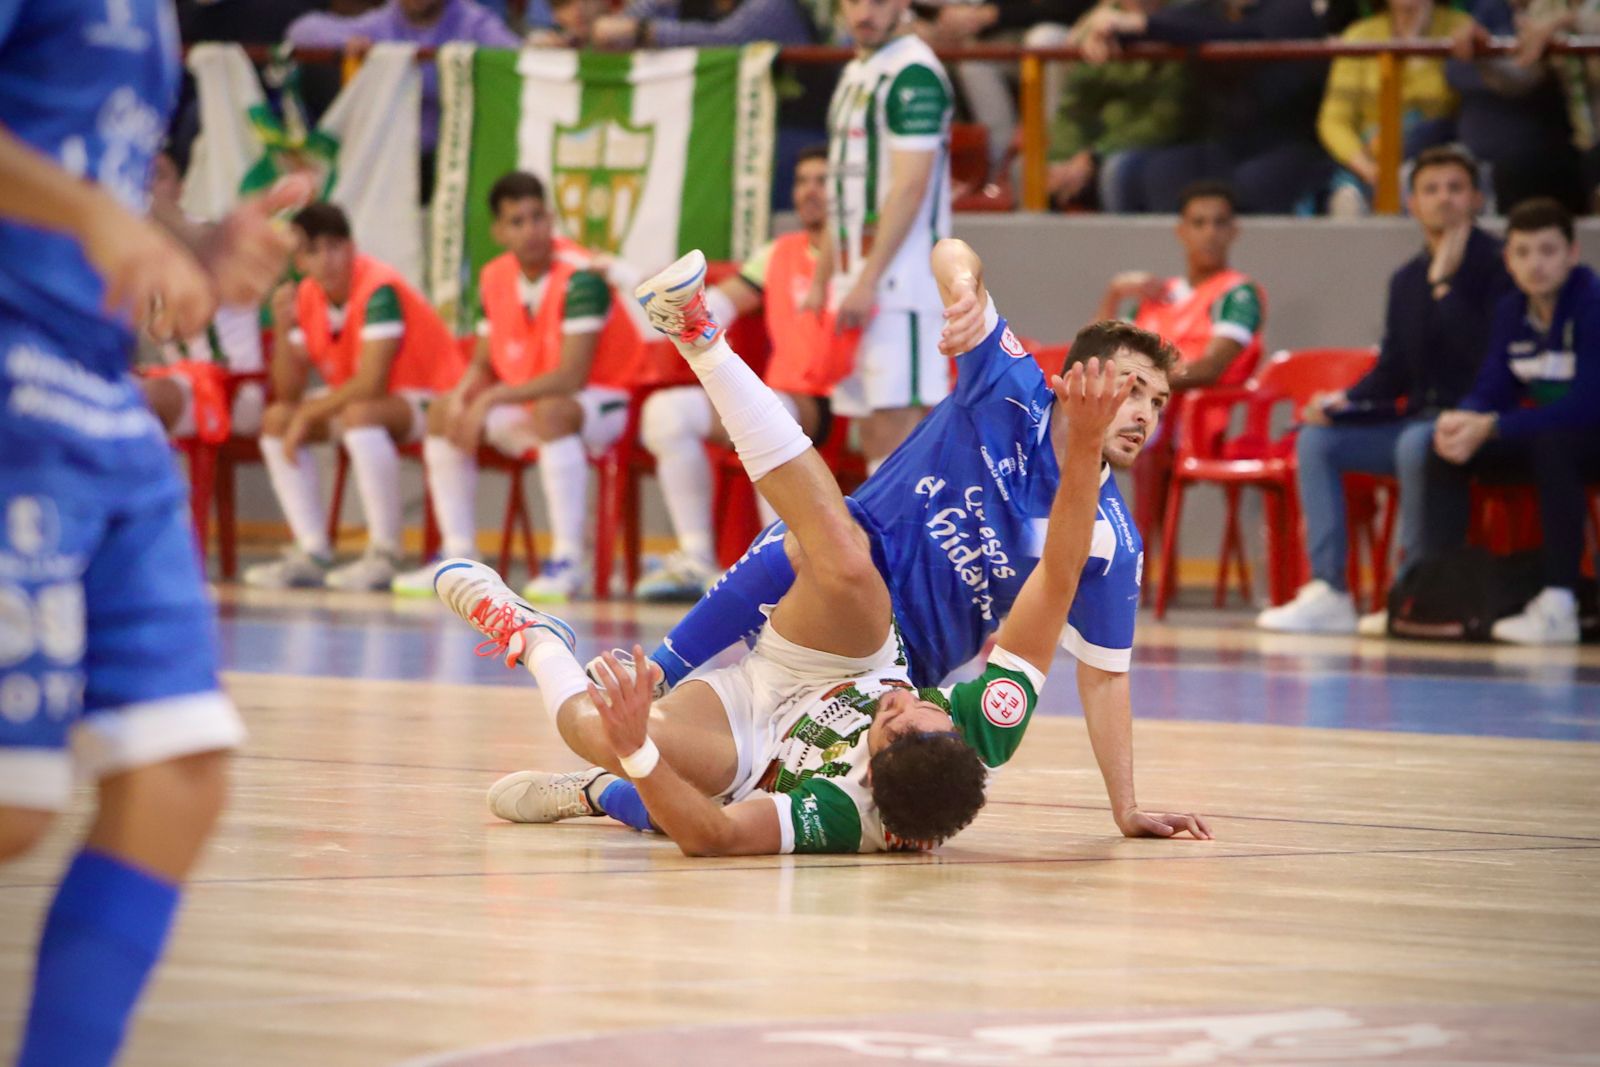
left=494, top=239, right=1213, bottom=843
left=0, top=4, right=304, bottom=1064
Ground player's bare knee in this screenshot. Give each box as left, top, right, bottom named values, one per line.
left=532, top=396, right=582, bottom=442
left=341, top=399, right=382, bottom=428
left=808, top=521, right=877, bottom=591
left=0, top=807, right=55, bottom=863
left=261, top=402, right=294, bottom=437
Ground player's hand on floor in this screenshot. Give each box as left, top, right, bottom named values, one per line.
left=588, top=644, right=655, bottom=760
left=938, top=281, right=986, bottom=356
left=201, top=175, right=314, bottom=305
left=83, top=196, right=214, bottom=340
left=1117, top=808, right=1213, bottom=840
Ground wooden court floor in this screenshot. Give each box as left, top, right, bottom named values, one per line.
left=2, top=592, right=1597, bottom=1066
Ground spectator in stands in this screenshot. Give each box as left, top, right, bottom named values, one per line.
left=530, top=0, right=608, bottom=45
left=1514, top=0, right=1600, bottom=210
left=1448, top=0, right=1585, bottom=213
left=286, top=2, right=527, bottom=160
left=1421, top=199, right=1600, bottom=644
left=392, top=173, right=646, bottom=603
left=1095, top=181, right=1265, bottom=537
left=634, top=147, right=851, bottom=602
left=246, top=203, right=464, bottom=592
left=1074, top=0, right=1347, bottom=213
left=1046, top=0, right=1195, bottom=212
left=1258, top=146, right=1511, bottom=634
left=1318, top=0, right=1477, bottom=216
left=138, top=146, right=266, bottom=447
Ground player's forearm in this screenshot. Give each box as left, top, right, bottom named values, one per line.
left=1171, top=339, right=1242, bottom=391
left=270, top=345, right=308, bottom=405
left=930, top=238, right=983, bottom=307
left=630, top=760, right=740, bottom=856
left=0, top=127, right=126, bottom=239
left=1095, top=286, right=1124, bottom=323
left=858, top=174, right=931, bottom=289
left=148, top=196, right=213, bottom=259
left=1078, top=665, right=1138, bottom=821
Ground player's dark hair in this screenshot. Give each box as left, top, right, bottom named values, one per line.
left=1063, top=321, right=1177, bottom=377
left=1409, top=144, right=1481, bottom=191
left=796, top=143, right=829, bottom=169
left=1178, top=180, right=1236, bottom=216
left=291, top=201, right=352, bottom=242
left=1506, top=197, right=1574, bottom=244
left=489, top=170, right=547, bottom=216
left=869, top=732, right=988, bottom=845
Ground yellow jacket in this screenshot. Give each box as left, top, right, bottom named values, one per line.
left=1317, top=7, right=1477, bottom=169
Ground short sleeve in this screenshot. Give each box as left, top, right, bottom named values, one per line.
left=1062, top=538, right=1139, bottom=673
left=0, top=2, right=24, bottom=50
left=952, top=300, right=1026, bottom=405
left=475, top=295, right=490, bottom=338
left=360, top=285, right=404, bottom=341
left=885, top=63, right=951, bottom=148
left=938, top=649, right=1044, bottom=769
left=773, top=778, right=864, bottom=854
left=1211, top=282, right=1263, bottom=347
left=738, top=240, right=776, bottom=291
left=562, top=270, right=612, bottom=335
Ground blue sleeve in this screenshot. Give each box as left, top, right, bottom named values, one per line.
left=1460, top=299, right=1523, bottom=415
left=953, top=319, right=1039, bottom=406
left=0, top=0, right=24, bottom=50
left=1497, top=303, right=1600, bottom=439
left=1062, top=555, right=1138, bottom=673
left=645, top=0, right=814, bottom=46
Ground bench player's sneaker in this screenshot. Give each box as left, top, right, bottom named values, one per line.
left=633, top=249, right=721, bottom=350
left=326, top=546, right=400, bottom=591
left=487, top=767, right=617, bottom=823
left=433, top=558, right=576, bottom=667
left=242, top=546, right=331, bottom=589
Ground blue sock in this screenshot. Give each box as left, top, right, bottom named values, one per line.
left=19, top=849, right=181, bottom=1067
left=596, top=778, right=660, bottom=833
left=649, top=523, right=797, bottom=687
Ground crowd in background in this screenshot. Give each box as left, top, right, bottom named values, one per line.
left=176, top=0, right=1598, bottom=216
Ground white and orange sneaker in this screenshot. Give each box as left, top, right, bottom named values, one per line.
left=633, top=249, right=722, bottom=350
left=432, top=558, right=576, bottom=667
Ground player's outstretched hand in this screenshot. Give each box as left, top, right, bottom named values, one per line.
left=83, top=196, right=215, bottom=340
left=1050, top=357, right=1135, bottom=443
left=938, top=276, right=987, bottom=357
left=201, top=174, right=315, bottom=306
left=1118, top=808, right=1213, bottom=840
left=588, top=644, right=655, bottom=762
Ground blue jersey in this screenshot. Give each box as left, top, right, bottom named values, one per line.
left=0, top=0, right=181, bottom=491
left=853, top=312, right=1143, bottom=683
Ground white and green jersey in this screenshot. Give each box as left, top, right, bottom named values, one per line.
left=825, top=34, right=952, bottom=312
left=754, top=648, right=1045, bottom=855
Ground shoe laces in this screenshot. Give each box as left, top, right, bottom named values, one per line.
left=677, top=291, right=714, bottom=345
left=469, top=596, right=531, bottom=667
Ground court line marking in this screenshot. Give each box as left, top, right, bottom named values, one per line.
left=221, top=752, right=1600, bottom=845
left=2, top=843, right=1594, bottom=893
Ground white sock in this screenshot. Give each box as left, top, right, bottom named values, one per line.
left=538, top=433, right=588, bottom=562
left=527, top=637, right=590, bottom=727
left=754, top=393, right=803, bottom=527
left=342, top=425, right=402, bottom=553
left=260, top=435, right=330, bottom=556
left=705, top=285, right=737, bottom=329
left=641, top=388, right=715, bottom=566
left=423, top=435, right=480, bottom=558
left=674, top=337, right=807, bottom=482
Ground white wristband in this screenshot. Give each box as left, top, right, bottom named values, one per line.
left=619, top=737, right=660, bottom=779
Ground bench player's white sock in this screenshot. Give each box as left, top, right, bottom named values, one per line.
left=537, top=434, right=588, bottom=563
left=641, top=387, right=716, bottom=567
left=674, top=337, right=807, bottom=483
left=260, top=435, right=330, bottom=556
left=342, top=426, right=402, bottom=553
left=422, top=435, right=479, bottom=559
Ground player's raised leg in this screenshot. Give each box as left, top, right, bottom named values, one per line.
left=634, top=251, right=892, bottom=658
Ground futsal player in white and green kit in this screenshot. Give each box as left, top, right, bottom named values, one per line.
left=432, top=248, right=1161, bottom=855
left=810, top=0, right=956, bottom=473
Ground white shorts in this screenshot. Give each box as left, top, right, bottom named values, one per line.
left=168, top=376, right=266, bottom=439
left=481, top=386, right=630, bottom=458
left=698, top=617, right=901, bottom=802
left=831, top=305, right=951, bottom=418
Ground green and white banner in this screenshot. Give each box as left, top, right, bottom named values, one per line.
left=430, top=43, right=776, bottom=330
left=182, top=42, right=425, bottom=286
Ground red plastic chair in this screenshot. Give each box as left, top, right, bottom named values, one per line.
left=1154, top=348, right=1378, bottom=618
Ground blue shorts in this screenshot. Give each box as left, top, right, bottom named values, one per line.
left=0, top=320, right=243, bottom=811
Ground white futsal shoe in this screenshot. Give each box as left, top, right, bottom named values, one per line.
left=433, top=557, right=576, bottom=667
left=487, top=767, right=616, bottom=824
left=1255, top=579, right=1358, bottom=635
left=584, top=647, right=670, bottom=701
left=633, top=249, right=722, bottom=350
left=1491, top=588, right=1581, bottom=646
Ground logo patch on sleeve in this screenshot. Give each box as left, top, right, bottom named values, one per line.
left=981, top=678, right=1027, bottom=728
left=1000, top=327, right=1027, bottom=359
